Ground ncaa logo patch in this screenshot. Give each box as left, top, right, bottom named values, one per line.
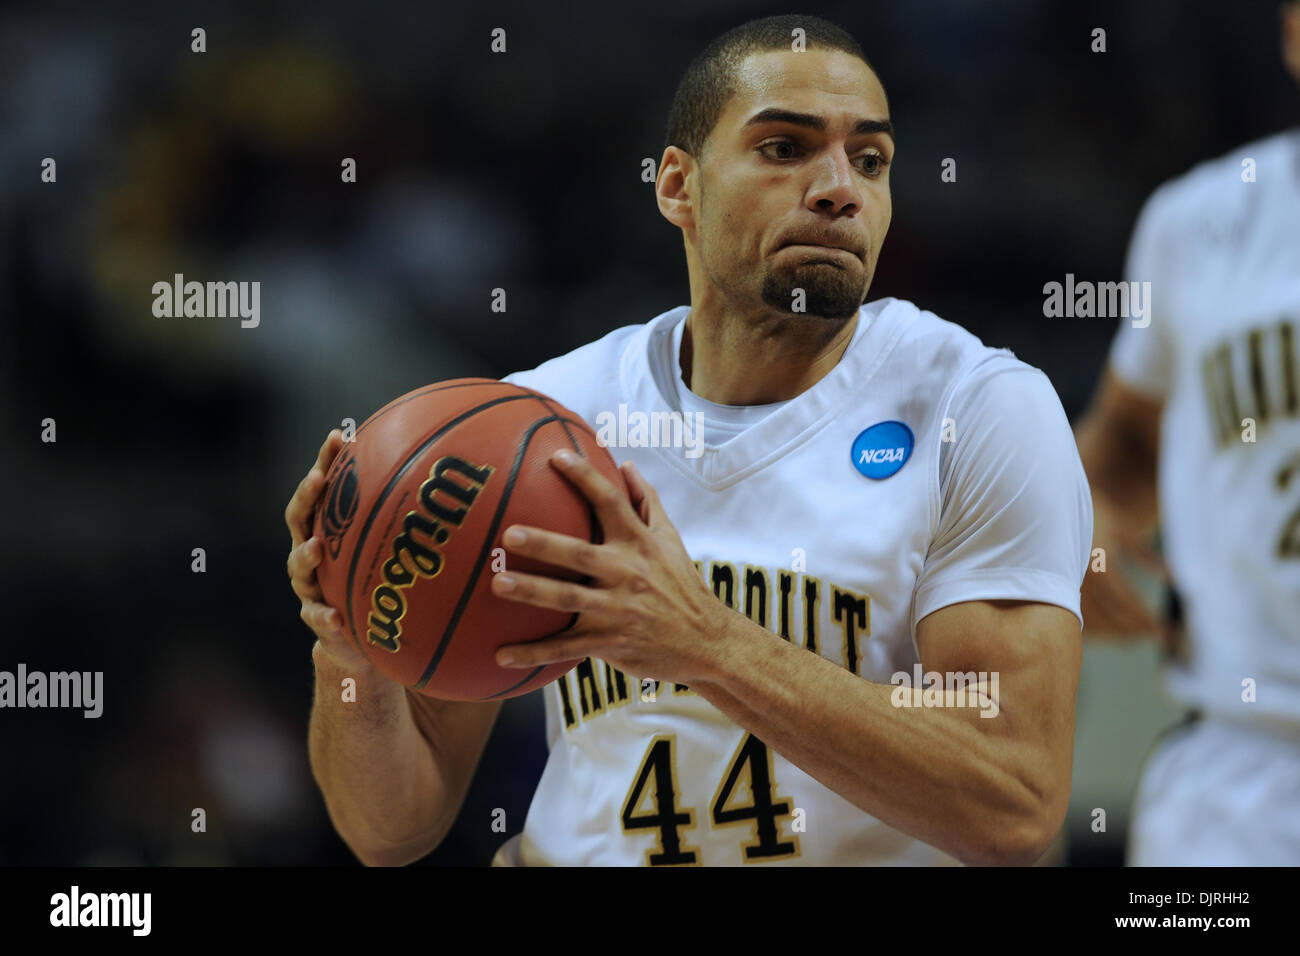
left=851, top=421, right=914, bottom=479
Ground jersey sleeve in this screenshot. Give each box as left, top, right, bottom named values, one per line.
left=1107, top=183, right=1177, bottom=398
left=912, top=358, right=1094, bottom=631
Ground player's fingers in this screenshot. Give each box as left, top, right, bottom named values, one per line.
left=286, top=431, right=344, bottom=546
left=500, top=525, right=618, bottom=581
left=490, top=568, right=609, bottom=616
left=299, top=599, right=344, bottom=641
left=621, top=460, right=649, bottom=522
left=495, top=635, right=604, bottom=668
left=285, top=468, right=326, bottom=546
left=550, top=449, right=640, bottom=536
left=290, top=571, right=324, bottom=605
left=315, top=429, right=345, bottom=474
left=287, top=536, right=323, bottom=580
left=305, top=605, right=373, bottom=672
left=621, top=460, right=669, bottom=529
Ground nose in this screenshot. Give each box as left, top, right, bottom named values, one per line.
left=806, top=149, right=862, bottom=216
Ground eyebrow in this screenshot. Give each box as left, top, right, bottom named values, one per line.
left=741, top=107, right=894, bottom=142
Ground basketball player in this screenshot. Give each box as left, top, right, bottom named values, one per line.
left=1074, top=1, right=1300, bottom=866
left=287, top=15, right=1093, bottom=866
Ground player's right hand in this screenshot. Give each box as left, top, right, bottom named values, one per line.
left=286, top=429, right=374, bottom=672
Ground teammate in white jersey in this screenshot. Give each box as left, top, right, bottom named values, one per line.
left=1075, top=1, right=1300, bottom=866
left=288, top=14, right=1092, bottom=866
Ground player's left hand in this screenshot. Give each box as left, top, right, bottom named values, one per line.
left=491, top=449, right=732, bottom=685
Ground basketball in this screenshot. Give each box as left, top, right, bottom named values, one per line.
left=313, top=378, right=629, bottom=701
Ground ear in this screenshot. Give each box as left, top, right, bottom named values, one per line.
left=1284, top=2, right=1300, bottom=85
left=656, top=146, right=697, bottom=232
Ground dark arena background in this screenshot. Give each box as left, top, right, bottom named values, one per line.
left=1, top=0, right=1294, bottom=875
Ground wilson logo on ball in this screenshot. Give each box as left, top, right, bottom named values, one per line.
left=367, top=456, right=495, bottom=653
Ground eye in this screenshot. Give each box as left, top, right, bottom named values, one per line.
left=758, top=138, right=803, bottom=161
left=857, top=152, right=889, bottom=177
left=759, top=139, right=890, bottom=178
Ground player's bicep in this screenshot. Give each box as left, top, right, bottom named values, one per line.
left=915, top=599, right=1081, bottom=809
left=914, top=364, right=1092, bottom=632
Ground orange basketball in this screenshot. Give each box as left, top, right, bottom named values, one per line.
left=313, top=378, right=628, bottom=700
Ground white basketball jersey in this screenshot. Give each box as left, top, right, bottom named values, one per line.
left=1109, top=129, right=1300, bottom=731
left=493, top=296, right=1092, bottom=865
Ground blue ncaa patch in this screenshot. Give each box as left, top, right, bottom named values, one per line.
left=851, top=421, right=914, bottom=479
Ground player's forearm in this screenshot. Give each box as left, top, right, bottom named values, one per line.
left=308, top=645, right=452, bottom=866
left=692, top=614, right=1061, bottom=866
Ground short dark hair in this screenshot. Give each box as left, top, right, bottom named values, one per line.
left=663, top=14, right=874, bottom=158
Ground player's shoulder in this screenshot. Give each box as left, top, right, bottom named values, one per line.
left=499, top=306, right=684, bottom=409
left=1176, top=127, right=1300, bottom=190
left=869, top=296, right=1043, bottom=397
left=1140, top=127, right=1300, bottom=224
left=871, top=297, right=1069, bottom=442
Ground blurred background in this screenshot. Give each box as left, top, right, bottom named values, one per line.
left=1, top=0, right=1294, bottom=865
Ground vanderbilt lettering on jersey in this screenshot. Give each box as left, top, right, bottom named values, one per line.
left=1201, top=317, right=1299, bottom=448
left=552, top=556, right=870, bottom=731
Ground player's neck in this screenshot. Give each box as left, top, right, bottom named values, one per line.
left=680, top=305, right=858, bottom=406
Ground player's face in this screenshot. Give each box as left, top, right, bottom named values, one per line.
left=695, top=49, right=893, bottom=320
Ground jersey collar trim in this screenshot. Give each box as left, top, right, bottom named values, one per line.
left=619, top=299, right=917, bottom=489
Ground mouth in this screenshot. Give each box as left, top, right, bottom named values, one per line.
left=781, top=241, right=860, bottom=260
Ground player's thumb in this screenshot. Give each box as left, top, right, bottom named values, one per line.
left=620, top=460, right=662, bottom=527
